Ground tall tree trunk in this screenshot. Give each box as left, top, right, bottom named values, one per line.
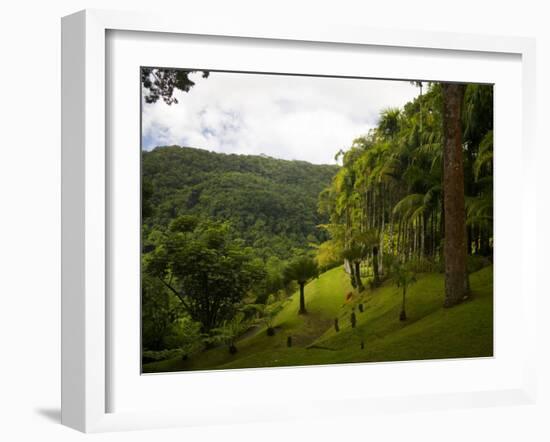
left=433, top=212, right=438, bottom=257
left=442, top=83, right=467, bottom=308
left=400, top=286, right=407, bottom=321
left=354, top=261, right=364, bottom=292
left=389, top=212, right=395, bottom=255
left=397, top=219, right=402, bottom=256
left=372, top=246, right=380, bottom=287
left=420, top=213, right=428, bottom=258
left=298, top=282, right=307, bottom=314
left=380, top=185, right=385, bottom=274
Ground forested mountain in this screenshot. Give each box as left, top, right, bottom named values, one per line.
left=142, top=146, right=339, bottom=259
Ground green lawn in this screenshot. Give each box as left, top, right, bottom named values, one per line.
left=143, top=265, right=493, bottom=373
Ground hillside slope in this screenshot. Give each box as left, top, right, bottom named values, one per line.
left=143, top=265, right=493, bottom=373
left=142, top=145, right=339, bottom=259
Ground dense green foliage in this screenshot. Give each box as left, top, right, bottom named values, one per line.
left=141, top=74, right=493, bottom=369
left=145, top=216, right=265, bottom=333
left=142, top=146, right=338, bottom=260
left=317, top=83, right=493, bottom=293
left=141, top=146, right=337, bottom=351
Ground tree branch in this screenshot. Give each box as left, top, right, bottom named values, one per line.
left=158, top=277, right=190, bottom=311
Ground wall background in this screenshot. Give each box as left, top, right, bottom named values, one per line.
left=0, top=1, right=547, bottom=440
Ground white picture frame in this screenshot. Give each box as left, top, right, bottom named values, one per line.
left=61, top=9, right=537, bottom=433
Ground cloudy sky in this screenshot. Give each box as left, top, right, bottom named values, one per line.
left=142, top=71, right=420, bottom=165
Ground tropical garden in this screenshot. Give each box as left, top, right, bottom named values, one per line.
left=141, top=69, right=493, bottom=372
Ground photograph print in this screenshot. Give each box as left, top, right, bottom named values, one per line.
left=140, top=68, right=493, bottom=373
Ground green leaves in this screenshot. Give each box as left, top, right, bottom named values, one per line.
left=318, top=81, right=493, bottom=272
left=390, top=259, right=417, bottom=290
left=283, top=255, right=319, bottom=285
left=145, top=217, right=266, bottom=332
left=141, top=68, right=210, bottom=105
left=473, top=130, right=493, bottom=180
left=142, top=146, right=337, bottom=261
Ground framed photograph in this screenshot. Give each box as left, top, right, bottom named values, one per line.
left=61, top=9, right=537, bottom=433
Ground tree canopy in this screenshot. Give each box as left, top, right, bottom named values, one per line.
left=146, top=216, right=265, bottom=332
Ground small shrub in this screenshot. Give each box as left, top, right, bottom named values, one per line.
left=350, top=311, right=357, bottom=328
left=334, top=318, right=340, bottom=332
left=266, top=327, right=275, bottom=336
left=229, top=344, right=238, bottom=354
left=358, top=303, right=364, bottom=313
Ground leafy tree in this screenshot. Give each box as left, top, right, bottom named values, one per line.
left=284, top=255, right=319, bottom=314
left=141, top=274, right=185, bottom=351
left=141, top=68, right=209, bottom=104
left=252, top=256, right=290, bottom=304
left=313, top=239, right=343, bottom=272
left=145, top=215, right=265, bottom=333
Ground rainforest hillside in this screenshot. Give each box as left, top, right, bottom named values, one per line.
left=142, top=146, right=339, bottom=259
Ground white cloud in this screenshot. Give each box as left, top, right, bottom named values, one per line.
left=142, top=71, right=420, bottom=165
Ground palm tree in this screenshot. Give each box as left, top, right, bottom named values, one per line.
left=391, top=261, right=417, bottom=321
left=284, top=255, right=319, bottom=315
left=378, top=108, right=401, bottom=140
left=342, top=243, right=365, bottom=292
left=359, top=229, right=382, bottom=287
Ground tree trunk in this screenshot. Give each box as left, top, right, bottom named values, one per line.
left=389, top=211, right=395, bottom=255
left=413, top=219, right=418, bottom=258
left=431, top=212, right=436, bottom=259
left=380, top=187, right=385, bottom=274
left=442, top=83, right=467, bottom=308
left=372, top=246, right=380, bottom=287
left=400, top=286, right=407, bottom=321
left=354, top=261, right=364, bottom=292
left=420, top=213, right=429, bottom=258
left=298, top=282, right=307, bottom=314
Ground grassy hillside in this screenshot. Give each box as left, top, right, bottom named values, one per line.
left=143, top=265, right=493, bottom=373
